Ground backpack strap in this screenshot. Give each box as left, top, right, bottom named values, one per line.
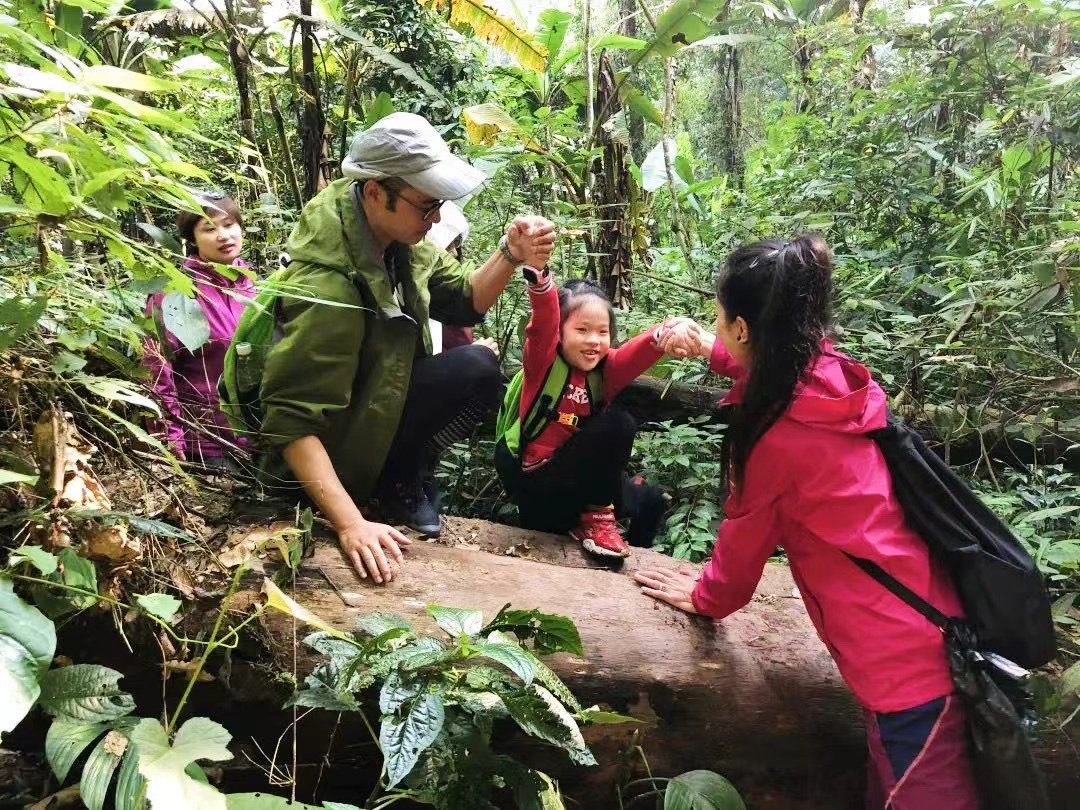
left=843, top=553, right=953, bottom=631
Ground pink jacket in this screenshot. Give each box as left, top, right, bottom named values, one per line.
left=143, top=257, right=255, bottom=460
left=692, top=339, right=961, bottom=712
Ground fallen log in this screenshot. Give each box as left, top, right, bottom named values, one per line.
left=255, top=516, right=1079, bottom=810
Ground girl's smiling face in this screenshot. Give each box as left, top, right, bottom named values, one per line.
left=560, top=297, right=612, bottom=371
left=193, top=210, right=243, bottom=264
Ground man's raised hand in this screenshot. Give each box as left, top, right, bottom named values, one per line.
left=507, top=216, right=556, bottom=268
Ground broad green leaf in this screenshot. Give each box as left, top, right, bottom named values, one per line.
left=81, top=733, right=124, bottom=810
left=262, top=579, right=349, bottom=638
left=114, top=743, right=146, bottom=810
left=39, top=664, right=135, bottom=723
left=619, top=81, right=664, bottom=127
left=473, top=632, right=539, bottom=685
left=535, top=8, right=572, bottom=63
left=0, top=294, right=48, bottom=350
left=136, top=222, right=183, bottom=256
left=631, top=0, right=726, bottom=65
left=132, top=716, right=232, bottom=810
left=364, top=92, right=396, bottom=127
left=356, top=611, right=413, bottom=637
left=9, top=545, right=57, bottom=574
left=1020, top=505, right=1079, bottom=523
left=51, top=349, right=87, bottom=375
left=427, top=605, right=484, bottom=638
left=0, top=144, right=74, bottom=215
left=81, top=168, right=128, bottom=198
left=575, top=708, right=642, bottom=725
left=379, top=670, right=425, bottom=714
left=500, top=684, right=595, bottom=766
left=512, top=767, right=566, bottom=810
left=81, top=65, right=180, bottom=93
left=380, top=691, right=445, bottom=787
left=160, top=291, right=212, bottom=352
left=45, top=719, right=108, bottom=781
left=136, top=593, right=181, bottom=623
left=74, top=374, right=160, bottom=415
left=593, top=33, right=647, bottom=51
left=288, top=684, right=360, bottom=712
left=484, top=606, right=584, bottom=656
left=419, top=0, right=547, bottom=72
left=2, top=63, right=81, bottom=95
left=1060, top=661, right=1080, bottom=699
left=533, top=658, right=581, bottom=712
left=664, top=770, right=746, bottom=810
left=0, top=576, right=57, bottom=736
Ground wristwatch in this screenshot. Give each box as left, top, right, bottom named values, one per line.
left=498, top=234, right=523, bottom=266
left=521, top=265, right=550, bottom=285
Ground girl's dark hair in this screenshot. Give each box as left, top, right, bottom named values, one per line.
left=558, top=278, right=617, bottom=333
left=177, top=193, right=242, bottom=256
left=717, top=234, right=833, bottom=489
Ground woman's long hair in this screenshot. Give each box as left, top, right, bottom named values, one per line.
left=717, top=234, right=833, bottom=489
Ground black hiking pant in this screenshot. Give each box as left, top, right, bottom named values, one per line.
left=495, top=408, right=666, bottom=547
left=377, top=343, right=503, bottom=490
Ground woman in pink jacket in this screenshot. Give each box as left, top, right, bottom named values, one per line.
left=143, top=194, right=255, bottom=470
left=637, top=235, right=980, bottom=809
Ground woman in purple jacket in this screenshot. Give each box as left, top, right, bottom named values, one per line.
left=143, top=194, right=255, bottom=469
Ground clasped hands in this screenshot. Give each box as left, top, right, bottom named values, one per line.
left=506, top=216, right=556, bottom=269
left=657, top=317, right=710, bottom=360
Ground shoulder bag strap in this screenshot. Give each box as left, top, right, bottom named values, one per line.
left=843, top=552, right=953, bottom=630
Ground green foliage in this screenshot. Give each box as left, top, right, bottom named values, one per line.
left=633, top=419, right=726, bottom=561
left=0, top=577, right=56, bottom=736
left=285, top=600, right=625, bottom=810
left=38, top=663, right=136, bottom=723
left=664, top=769, right=746, bottom=810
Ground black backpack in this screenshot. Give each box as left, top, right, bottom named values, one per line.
left=846, top=414, right=1054, bottom=810
left=850, top=413, right=1056, bottom=670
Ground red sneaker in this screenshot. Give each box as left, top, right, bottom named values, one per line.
left=570, top=506, right=631, bottom=558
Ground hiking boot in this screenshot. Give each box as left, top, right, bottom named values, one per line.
left=570, top=506, right=631, bottom=558
left=422, top=476, right=445, bottom=516
left=386, top=480, right=442, bottom=537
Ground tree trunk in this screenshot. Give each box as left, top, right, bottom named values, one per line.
left=256, top=518, right=1079, bottom=809
left=849, top=0, right=876, bottom=90
left=227, top=33, right=260, bottom=174
left=619, top=0, right=645, bottom=164
left=593, top=52, right=634, bottom=309
left=299, top=0, right=329, bottom=199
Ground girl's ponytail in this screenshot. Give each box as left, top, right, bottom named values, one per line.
left=717, top=234, right=833, bottom=489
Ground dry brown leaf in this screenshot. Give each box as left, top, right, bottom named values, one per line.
left=167, top=561, right=197, bottom=600
left=219, top=521, right=295, bottom=568
left=162, top=660, right=214, bottom=682
left=84, top=524, right=142, bottom=563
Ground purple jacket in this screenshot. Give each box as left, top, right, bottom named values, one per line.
left=143, top=257, right=256, bottom=460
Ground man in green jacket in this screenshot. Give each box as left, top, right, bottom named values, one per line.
left=257, top=113, right=554, bottom=585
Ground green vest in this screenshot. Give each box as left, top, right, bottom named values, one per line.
left=496, top=355, right=604, bottom=459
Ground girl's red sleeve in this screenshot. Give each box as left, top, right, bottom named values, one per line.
left=518, top=280, right=560, bottom=420
left=601, top=324, right=665, bottom=400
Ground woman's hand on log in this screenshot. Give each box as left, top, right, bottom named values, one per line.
left=634, top=568, right=700, bottom=614
left=337, top=518, right=411, bottom=584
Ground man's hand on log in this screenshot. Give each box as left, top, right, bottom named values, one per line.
left=337, top=518, right=411, bottom=584
left=634, top=567, right=700, bottom=614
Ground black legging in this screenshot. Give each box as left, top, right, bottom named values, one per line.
left=378, top=343, right=503, bottom=489
left=496, top=407, right=666, bottom=546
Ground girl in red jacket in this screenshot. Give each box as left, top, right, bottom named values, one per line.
left=495, top=269, right=689, bottom=559
left=635, top=235, right=979, bottom=809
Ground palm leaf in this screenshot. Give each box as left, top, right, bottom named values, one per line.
left=630, top=0, right=727, bottom=67
left=421, top=0, right=548, bottom=72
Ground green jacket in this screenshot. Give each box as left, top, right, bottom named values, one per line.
left=259, top=178, right=481, bottom=500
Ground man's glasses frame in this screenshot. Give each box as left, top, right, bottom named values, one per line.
left=379, top=180, right=443, bottom=222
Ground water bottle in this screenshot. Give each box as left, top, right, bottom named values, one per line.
left=235, top=341, right=259, bottom=392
